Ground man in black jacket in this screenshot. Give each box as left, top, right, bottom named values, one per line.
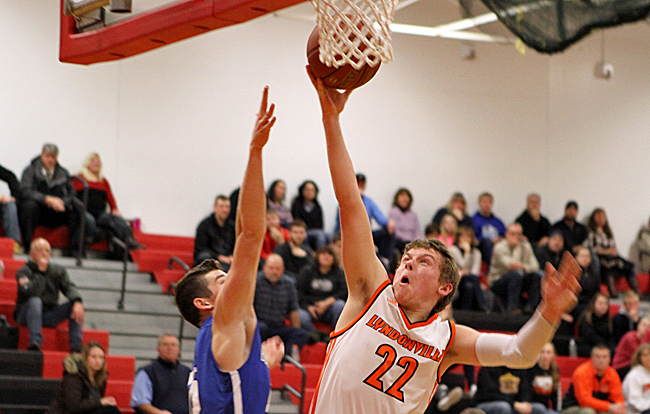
left=193, top=195, right=236, bottom=269
left=19, top=143, right=84, bottom=254
left=14, top=238, right=84, bottom=351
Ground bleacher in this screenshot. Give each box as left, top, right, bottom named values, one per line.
left=2, top=224, right=649, bottom=414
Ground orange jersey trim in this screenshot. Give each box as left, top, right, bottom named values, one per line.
left=437, top=320, right=456, bottom=384
left=329, top=279, right=391, bottom=340
left=398, top=305, right=439, bottom=329
left=309, top=337, right=337, bottom=414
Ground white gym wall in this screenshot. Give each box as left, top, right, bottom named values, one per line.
left=1, top=2, right=649, bottom=254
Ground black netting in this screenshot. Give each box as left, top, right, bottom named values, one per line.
left=473, top=0, right=650, bottom=53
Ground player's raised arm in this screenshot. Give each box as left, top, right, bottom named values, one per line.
left=211, top=86, right=276, bottom=370
left=307, top=67, right=387, bottom=308
left=441, top=251, right=582, bottom=372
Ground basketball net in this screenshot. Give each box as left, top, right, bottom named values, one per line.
left=311, top=0, right=399, bottom=69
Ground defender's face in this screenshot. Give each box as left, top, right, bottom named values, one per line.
left=205, top=270, right=227, bottom=302
left=393, top=248, right=448, bottom=317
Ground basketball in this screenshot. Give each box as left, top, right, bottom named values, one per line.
left=306, top=25, right=381, bottom=90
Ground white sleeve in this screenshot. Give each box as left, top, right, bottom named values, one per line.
left=475, top=309, right=555, bottom=368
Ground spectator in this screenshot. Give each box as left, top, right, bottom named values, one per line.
left=488, top=223, right=542, bottom=314
left=267, top=179, right=293, bottom=229
left=438, top=214, right=458, bottom=248
left=297, top=245, right=347, bottom=334
left=586, top=208, right=638, bottom=297
left=575, top=293, right=614, bottom=357
left=449, top=226, right=486, bottom=312
left=551, top=201, right=588, bottom=254
left=131, top=334, right=191, bottom=414
left=630, top=216, right=650, bottom=274
left=472, top=192, right=506, bottom=266
left=561, top=344, right=625, bottom=414
left=193, top=195, right=236, bottom=269
left=425, top=222, right=440, bottom=240
left=612, top=316, right=650, bottom=380
left=330, top=231, right=343, bottom=271
left=291, top=180, right=329, bottom=250
left=622, top=343, right=650, bottom=414
left=475, top=365, right=541, bottom=414
left=75, top=153, right=143, bottom=255
left=253, top=254, right=309, bottom=357
left=572, top=247, right=601, bottom=322
left=535, top=231, right=564, bottom=270
left=432, top=192, right=474, bottom=229
left=612, top=291, right=645, bottom=346
left=0, top=164, right=22, bottom=253
left=274, top=219, right=314, bottom=278
left=388, top=187, right=422, bottom=254
left=14, top=238, right=84, bottom=351
left=48, top=342, right=120, bottom=414
left=19, top=143, right=85, bottom=255
left=528, top=343, right=560, bottom=414
left=261, top=209, right=289, bottom=261
left=515, top=193, right=551, bottom=248
left=333, top=173, right=395, bottom=261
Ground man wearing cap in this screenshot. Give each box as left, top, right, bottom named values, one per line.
left=552, top=201, right=588, bottom=254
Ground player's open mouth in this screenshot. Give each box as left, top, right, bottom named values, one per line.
left=401, top=276, right=410, bottom=284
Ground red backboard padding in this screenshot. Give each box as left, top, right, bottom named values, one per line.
left=59, top=0, right=307, bottom=65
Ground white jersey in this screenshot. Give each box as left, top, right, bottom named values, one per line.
left=310, top=280, right=455, bottom=414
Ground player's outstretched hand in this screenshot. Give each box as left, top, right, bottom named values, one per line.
left=251, top=86, right=276, bottom=150
left=261, top=335, right=285, bottom=370
left=539, top=251, right=582, bottom=324
left=306, top=65, right=352, bottom=117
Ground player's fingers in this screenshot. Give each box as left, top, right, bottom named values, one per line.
left=259, top=86, right=269, bottom=115
left=543, top=262, right=557, bottom=281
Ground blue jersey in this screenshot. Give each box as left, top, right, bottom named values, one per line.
left=188, top=317, right=271, bottom=414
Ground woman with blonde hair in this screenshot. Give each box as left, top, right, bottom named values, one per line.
left=528, top=342, right=561, bottom=414
left=622, top=343, right=650, bottom=414
left=74, top=153, right=142, bottom=254
left=48, top=342, right=121, bottom=414
left=432, top=192, right=474, bottom=228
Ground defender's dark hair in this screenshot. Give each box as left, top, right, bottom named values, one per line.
left=175, top=259, right=223, bottom=328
